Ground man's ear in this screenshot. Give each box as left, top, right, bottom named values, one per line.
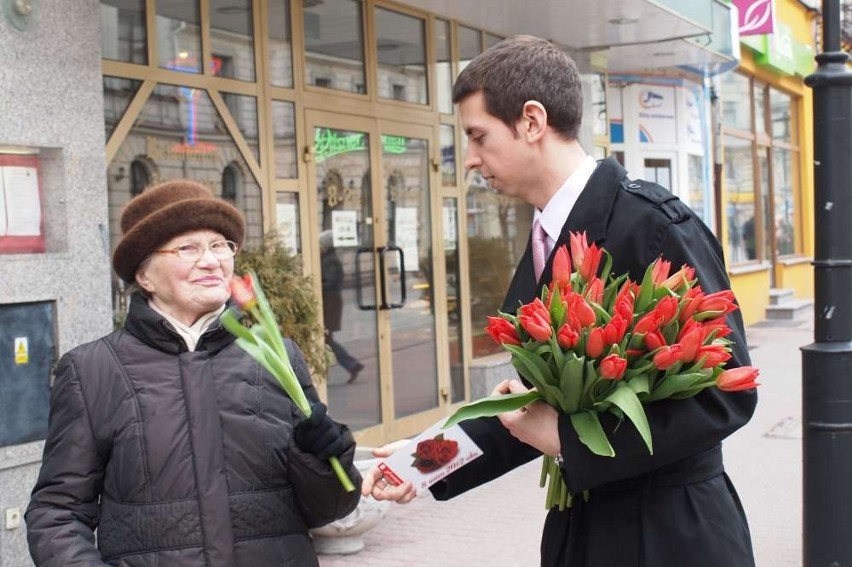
left=521, top=100, right=548, bottom=142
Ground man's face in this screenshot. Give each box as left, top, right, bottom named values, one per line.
left=459, top=91, right=532, bottom=200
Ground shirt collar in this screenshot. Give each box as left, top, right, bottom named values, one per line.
left=534, top=155, right=599, bottom=247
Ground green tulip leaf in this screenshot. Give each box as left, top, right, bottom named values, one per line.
left=570, top=411, right=615, bottom=457
left=559, top=355, right=585, bottom=413
left=648, top=372, right=710, bottom=402
left=635, top=261, right=657, bottom=313
left=604, top=384, right=653, bottom=455
left=505, top=344, right=557, bottom=389
left=442, top=391, right=543, bottom=428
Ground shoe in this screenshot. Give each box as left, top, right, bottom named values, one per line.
left=347, top=363, right=364, bottom=384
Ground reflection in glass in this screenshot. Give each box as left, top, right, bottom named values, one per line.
left=108, top=84, right=263, bottom=253
left=584, top=73, right=608, bottom=138
left=210, top=0, right=256, bottom=82
left=272, top=101, right=297, bottom=178
left=156, top=0, right=202, bottom=74
left=443, top=198, right=465, bottom=404
left=458, top=26, right=481, bottom=75
left=384, top=136, right=438, bottom=418
left=101, top=0, right=147, bottom=64
left=759, top=149, right=771, bottom=262
left=222, top=93, right=260, bottom=164
left=771, top=89, right=793, bottom=143
left=104, top=77, right=143, bottom=141
left=773, top=147, right=796, bottom=256
left=720, top=72, right=751, bottom=131
left=440, top=124, right=456, bottom=187
left=466, top=173, right=529, bottom=357
left=314, top=127, right=380, bottom=430
left=724, top=135, right=756, bottom=263
left=687, top=154, right=708, bottom=227
left=268, top=0, right=293, bottom=87
left=754, top=84, right=767, bottom=135
left=275, top=192, right=301, bottom=255
left=434, top=19, right=453, bottom=114
left=375, top=8, right=427, bottom=105
left=304, top=0, right=366, bottom=94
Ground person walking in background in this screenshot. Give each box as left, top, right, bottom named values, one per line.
left=26, top=180, right=361, bottom=566
left=320, top=230, right=364, bottom=384
left=364, top=36, right=757, bottom=567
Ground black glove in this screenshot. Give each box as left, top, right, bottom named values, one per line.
left=293, top=402, right=348, bottom=460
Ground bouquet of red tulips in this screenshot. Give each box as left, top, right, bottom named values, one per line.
left=220, top=270, right=355, bottom=492
left=444, top=232, right=759, bottom=510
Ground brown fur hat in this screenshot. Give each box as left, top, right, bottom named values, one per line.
left=112, top=179, right=245, bottom=283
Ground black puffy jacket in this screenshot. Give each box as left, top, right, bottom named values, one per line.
left=26, top=295, right=361, bottom=566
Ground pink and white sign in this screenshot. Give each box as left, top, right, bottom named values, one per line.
left=732, top=0, right=775, bottom=36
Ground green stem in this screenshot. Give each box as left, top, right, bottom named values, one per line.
left=539, top=456, right=549, bottom=488
left=330, top=456, right=355, bottom=492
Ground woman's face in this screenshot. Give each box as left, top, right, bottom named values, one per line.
left=135, top=229, right=234, bottom=326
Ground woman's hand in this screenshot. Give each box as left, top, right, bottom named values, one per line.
left=360, top=440, right=417, bottom=503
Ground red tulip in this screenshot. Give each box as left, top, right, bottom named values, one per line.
left=599, top=353, right=627, bottom=381
left=717, top=366, right=760, bottom=392
left=586, top=327, right=605, bottom=358
left=651, top=258, right=671, bottom=285
left=569, top=231, right=603, bottom=280
left=518, top=298, right=553, bottom=342
left=677, top=323, right=707, bottom=362
left=614, top=282, right=636, bottom=322
left=584, top=276, right=604, bottom=305
left=702, top=316, right=734, bottom=339
left=634, top=310, right=664, bottom=335
left=569, top=231, right=589, bottom=272
left=485, top=316, right=521, bottom=346
left=653, top=345, right=684, bottom=370
left=661, top=265, right=696, bottom=292
left=580, top=244, right=604, bottom=281
left=551, top=245, right=572, bottom=287
left=557, top=323, right=580, bottom=349
left=654, top=296, right=680, bottom=327
left=644, top=330, right=666, bottom=351
left=230, top=273, right=257, bottom=311
left=696, top=290, right=738, bottom=319
left=603, top=315, right=629, bottom=346
left=697, top=344, right=732, bottom=368
left=565, top=292, right=596, bottom=329
left=679, top=286, right=705, bottom=323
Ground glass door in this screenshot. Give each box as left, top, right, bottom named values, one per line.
left=305, top=111, right=443, bottom=444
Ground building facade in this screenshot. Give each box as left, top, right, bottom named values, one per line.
left=0, top=1, right=818, bottom=564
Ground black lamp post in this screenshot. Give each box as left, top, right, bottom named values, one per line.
left=802, top=0, right=852, bottom=564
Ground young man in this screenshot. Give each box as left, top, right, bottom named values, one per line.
left=364, top=36, right=757, bottom=567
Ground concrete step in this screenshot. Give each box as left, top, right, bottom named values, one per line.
left=765, top=298, right=813, bottom=320
left=769, top=288, right=796, bottom=306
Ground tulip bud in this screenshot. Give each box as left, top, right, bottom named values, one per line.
left=599, top=353, right=627, bottom=380
left=717, top=366, right=760, bottom=392
left=229, top=273, right=257, bottom=311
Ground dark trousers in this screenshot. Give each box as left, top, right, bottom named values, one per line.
left=326, top=333, right=360, bottom=373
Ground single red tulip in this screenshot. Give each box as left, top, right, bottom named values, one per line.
left=230, top=273, right=257, bottom=311
left=634, top=310, right=664, bottom=335
left=661, top=265, right=696, bottom=292
left=569, top=231, right=589, bottom=273
left=644, top=330, right=666, bottom=351
left=717, top=366, right=760, bottom=391
left=651, top=258, right=671, bottom=285
left=518, top=298, right=553, bottom=342
left=697, top=344, right=732, bottom=368
left=653, top=345, right=684, bottom=370
left=696, top=290, right=738, bottom=318
left=584, top=276, right=604, bottom=305
left=485, top=316, right=521, bottom=346
left=557, top=323, right=580, bottom=349
left=551, top=245, right=572, bottom=287
left=599, top=353, right=627, bottom=380
left=654, top=296, right=680, bottom=327
left=586, top=327, right=605, bottom=358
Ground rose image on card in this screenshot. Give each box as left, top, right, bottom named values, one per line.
left=411, top=434, right=459, bottom=473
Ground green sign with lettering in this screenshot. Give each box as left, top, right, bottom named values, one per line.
left=314, top=128, right=408, bottom=163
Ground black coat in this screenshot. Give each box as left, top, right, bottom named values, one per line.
left=26, top=294, right=361, bottom=567
left=321, top=249, right=344, bottom=332
left=432, top=158, right=757, bottom=566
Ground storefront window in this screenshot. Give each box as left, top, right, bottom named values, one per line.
left=458, top=25, right=481, bottom=75
left=107, top=83, right=263, bottom=252
left=156, top=0, right=202, bottom=74
left=465, top=168, right=530, bottom=357
left=210, top=0, right=255, bottom=82
left=222, top=93, right=260, bottom=164
left=443, top=197, right=465, bottom=403
left=773, top=147, right=797, bottom=256
left=101, top=0, right=147, bottom=65
left=268, top=0, right=293, bottom=88
left=724, top=135, right=756, bottom=263
left=687, top=154, right=707, bottom=224
left=720, top=72, right=751, bottom=132
left=104, top=77, right=143, bottom=141
left=272, top=100, right=297, bottom=178
left=434, top=19, right=453, bottom=114
left=754, top=83, right=768, bottom=136
left=440, top=124, right=455, bottom=187
left=375, top=8, right=427, bottom=105
left=275, top=192, right=301, bottom=254
left=771, top=89, right=793, bottom=143
left=304, top=0, right=366, bottom=94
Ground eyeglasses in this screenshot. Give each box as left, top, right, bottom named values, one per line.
left=153, top=240, right=238, bottom=262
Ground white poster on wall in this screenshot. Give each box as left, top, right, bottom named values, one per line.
left=275, top=202, right=299, bottom=254
left=637, top=85, right=676, bottom=144
left=2, top=166, right=41, bottom=236
left=395, top=206, right=419, bottom=272
left=331, top=209, right=358, bottom=248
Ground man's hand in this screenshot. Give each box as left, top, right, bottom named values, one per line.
left=493, top=379, right=561, bottom=457
left=360, top=440, right=417, bottom=503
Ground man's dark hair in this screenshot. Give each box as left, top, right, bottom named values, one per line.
left=452, top=35, right=583, bottom=141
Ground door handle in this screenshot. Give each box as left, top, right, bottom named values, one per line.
left=379, top=245, right=406, bottom=310
left=355, top=247, right=377, bottom=310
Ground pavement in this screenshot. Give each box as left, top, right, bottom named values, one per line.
left=319, top=317, right=811, bottom=567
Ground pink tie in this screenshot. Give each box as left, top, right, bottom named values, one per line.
left=532, top=219, right=547, bottom=282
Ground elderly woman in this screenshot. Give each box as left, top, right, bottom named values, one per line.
left=26, top=180, right=361, bottom=566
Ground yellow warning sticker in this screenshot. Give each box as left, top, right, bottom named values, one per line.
left=14, top=337, right=28, bottom=365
